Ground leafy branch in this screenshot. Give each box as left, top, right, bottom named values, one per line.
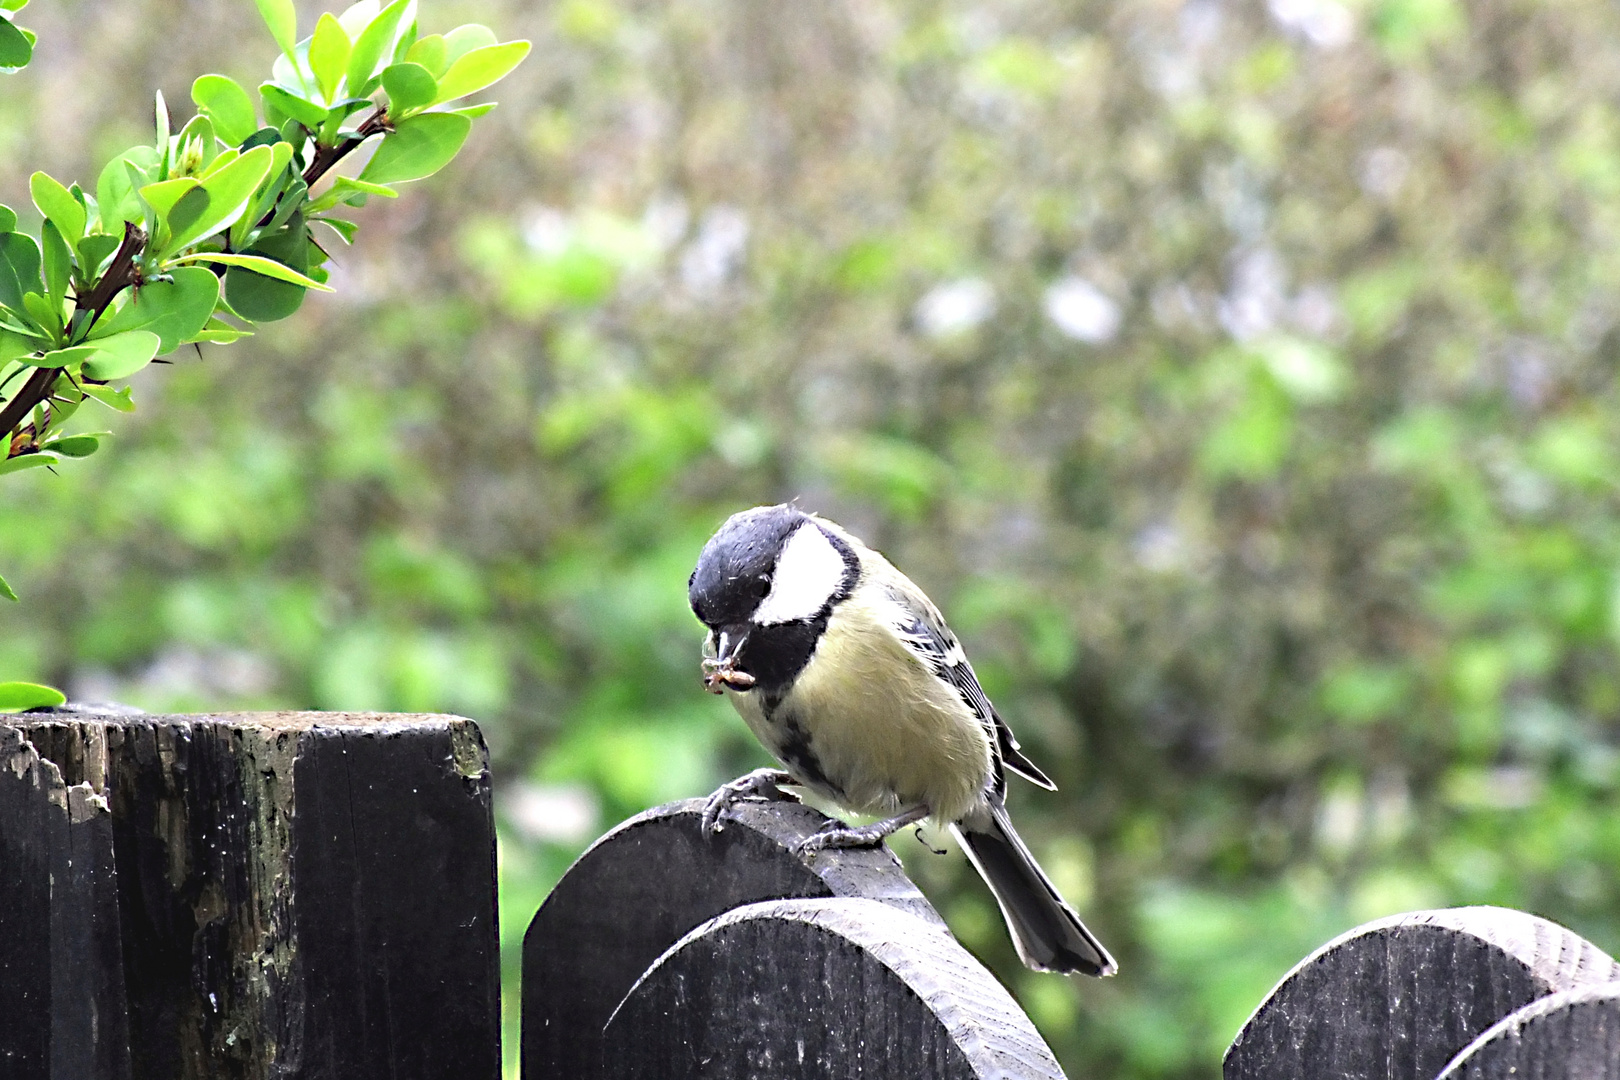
left=0, top=0, right=529, bottom=611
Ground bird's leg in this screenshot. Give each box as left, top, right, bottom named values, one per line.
left=701, top=767, right=800, bottom=833
left=796, top=805, right=931, bottom=855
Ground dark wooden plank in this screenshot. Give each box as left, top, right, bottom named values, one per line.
left=602, top=897, right=1065, bottom=1080
left=1437, top=985, right=1620, bottom=1080
left=9, top=709, right=500, bottom=1080
left=0, top=722, right=131, bottom=1080
left=521, top=797, right=948, bottom=1080
left=290, top=715, right=502, bottom=1079
left=1224, top=906, right=1620, bottom=1080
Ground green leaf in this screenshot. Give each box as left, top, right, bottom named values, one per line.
left=80, top=330, right=161, bottom=380
left=192, top=74, right=258, bottom=146
left=225, top=265, right=305, bottom=322
left=0, top=231, right=41, bottom=311
left=255, top=0, right=297, bottom=61
left=381, top=62, right=437, bottom=116
left=171, top=251, right=333, bottom=291
left=346, top=0, right=413, bottom=95
left=42, top=432, right=102, bottom=457
left=337, top=0, right=381, bottom=37
left=264, top=177, right=309, bottom=233
left=90, top=266, right=219, bottom=353
left=0, top=308, right=37, bottom=336
left=260, top=84, right=329, bottom=130
left=30, top=171, right=86, bottom=252
left=271, top=42, right=317, bottom=100
left=96, top=145, right=161, bottom=232
left=15, top=346, right=85, bottom=367
left=21, top=291, right=58, bottom=337
left=0, top=326, right=34, bottom=362
left=443, top=24, right=498, bottom=66
left=307, top=175, right=397, bottom=214
left=0, top=453, right=56, bottom=476
left=82, top=383, right=135, bottom=412
left=189, top=317, right=253, bottom=343
left=0, top=571, right=15, bottom=602
left=76, top=233, right=120, bottom=276
left=163, top=144, right=276, bottom=255
left=431, top=40, right=529, bottom=105
left=222, top=223, right=313, bottom=321
left=358, top=111, right=471, bottom=184
left=139, top=177, right=200, bottom=224
left=0, top=679, right=68, bottom=716
left=450, top=102, right=497, bottom=120
left=0, top=16, right=31, bottom=68
left=40, top=220, right=69, bottom=308
left=309, top=13, right=351, bottom=102
left=0, top=681, right=66, bottom=711
left=0, top=205, right=13, bottom=232
left=313, top=217, right=359, bottom=245
left=34, top=343, right=96, bottom=367
left=404, top=33, right=447, bottom=77
left=197, top=146, right=240, bottom=179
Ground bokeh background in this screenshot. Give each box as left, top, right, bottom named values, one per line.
left=6, top=0, right=1620, bottom=1075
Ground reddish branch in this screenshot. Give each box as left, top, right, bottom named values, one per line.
left=0, top=221, right=146, bottom=446
left=302, top=109, right=389, bottom=187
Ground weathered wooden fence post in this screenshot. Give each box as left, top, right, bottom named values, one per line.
left=523, top=798, right=1067, bottom=1079
left=0, top=707, right=500, bottom=1080
left=1225, top=906, right=1620, bottom=1080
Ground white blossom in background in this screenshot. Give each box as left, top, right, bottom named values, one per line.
left=1291, top=284, right=1344, bottom=340
left=642, top=194, right=690, bottom=253
left=1043, top=277, right=1122, bottom=344
left=522, top=205, right=571, bottom=255
left=1219, top=247, right=1288, bottom=341
left=1268, top=0, right=1353, bottom=48
left=1359, top=146, right=1411, bottom=201
left=914, top=277, right=996, bottom=337
left=680, top=205, right=750, bottom=294
left=1133, top=522, right=1188, bottom=573
left=502, top=780, right=601, bottom=845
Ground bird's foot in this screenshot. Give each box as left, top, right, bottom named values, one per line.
left=794, top=805, right=931, bottom=856
left=701, top=768, right=799, bottom=833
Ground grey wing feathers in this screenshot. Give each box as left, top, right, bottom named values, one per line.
left=882, top=577, right=1057, bottom=792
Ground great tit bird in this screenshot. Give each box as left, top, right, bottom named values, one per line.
left=688, top=503, right=1117, bottom=977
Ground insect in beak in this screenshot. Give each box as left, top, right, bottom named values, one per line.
left=701, top=657, right=756, bottom=693
left=702, top=627, right=756, bottom=693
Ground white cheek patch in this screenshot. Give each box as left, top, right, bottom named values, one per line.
left=754, top=523, right=846, bottom=625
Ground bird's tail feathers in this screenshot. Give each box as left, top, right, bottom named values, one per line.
left=951, top=802, right=1117, bottom=977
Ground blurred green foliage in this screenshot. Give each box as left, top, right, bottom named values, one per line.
left=6, top=0, right=1620, bottom=1077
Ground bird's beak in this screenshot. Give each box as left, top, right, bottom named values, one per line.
left=715, top=626, right=746, bottom=664
left=702, top=624, right=756, bottom=693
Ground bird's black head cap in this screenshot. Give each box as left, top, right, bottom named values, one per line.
left=689, top=504, right=807, bottom=628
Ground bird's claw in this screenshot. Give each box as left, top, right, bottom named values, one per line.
left=700, top=768, right=799, bottom=833
left=793, top=806, right=932, bottom=857
left=794, top=819, right=889, bottom=856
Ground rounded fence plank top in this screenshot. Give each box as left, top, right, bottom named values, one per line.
left=521, top=797, right=951, bottom=1080
left=1436, top=985, right=1620, bottom=1080
left=1224, top=906, right=1620, bottom=1080
left=603, top=897, right=1064, bottom=1080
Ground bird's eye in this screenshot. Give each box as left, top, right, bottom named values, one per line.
left=752, top=577, right=771, bottom=600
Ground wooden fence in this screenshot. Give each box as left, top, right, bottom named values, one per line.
left=5, top=709, right=1620, bottom=1078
